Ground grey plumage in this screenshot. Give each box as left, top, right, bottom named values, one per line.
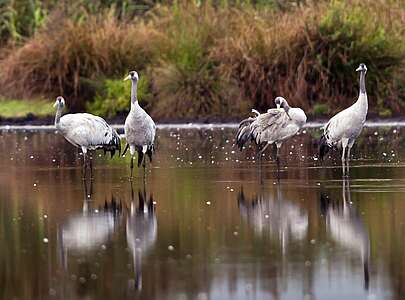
left=53, top=96, right=121, bottom=175
left=236, top=97, right=307, bottom=165
left=123, top=71, right=156, bottom=177
left=319, top=63, right=368, bottom=175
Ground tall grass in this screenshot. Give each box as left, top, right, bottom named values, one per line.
left=0, top=0, right=404, bottom=119
left=0, top=13, right=162, bottom=109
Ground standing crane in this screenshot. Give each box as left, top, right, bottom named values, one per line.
left=122, top=71, right=156, bottom=179
left=54, top=96, right=121, bottom=178
left=320, top=63, right=368, bottom=175
left=236, top=97, right=307, bottom=170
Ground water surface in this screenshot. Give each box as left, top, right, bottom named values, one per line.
left=0, top=124, right=404, bottom=299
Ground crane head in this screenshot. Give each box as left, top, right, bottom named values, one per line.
left=53, top=96, right=65, bottom=108
left=274, top=97, right=288, bottom=109
left=274, top=96, right=292, bottom=119
left=356, top=63, right=367, bottom=73
left=124, top=70, right=139, bottom=82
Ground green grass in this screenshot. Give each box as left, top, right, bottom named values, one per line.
left=0, top=99, right=54, bottom=118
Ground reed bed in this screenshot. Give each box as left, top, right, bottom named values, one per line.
left=0, top=0, right=404, bottom=119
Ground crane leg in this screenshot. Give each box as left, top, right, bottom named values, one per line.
left=89, top=155, right=93, bottom=180
left=82, top=153, right=87, bottom=180
left=81, top=147, right=88, bottom=180
left=276, top=143, right=281, bottom=180
left=130, top=155, right=134, bottom=180
left=257, top=142, right=270, bottom=160
left=341, top=138, right=349, bottom=177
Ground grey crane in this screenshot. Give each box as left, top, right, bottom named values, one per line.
left=319, top=63, right=368, bottom=175
left=236, top=96, right=307, bottom=168
left=122, top=71, right=156, bottom=178
left=54, top=96, right=121, bottom=177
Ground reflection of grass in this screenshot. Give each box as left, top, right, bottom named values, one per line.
left=0, top=99, right=53, bottom=118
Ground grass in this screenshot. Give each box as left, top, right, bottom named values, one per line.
left=0, top=99, right=54, bottom=118
left=0, top=0, right=405, bottom=120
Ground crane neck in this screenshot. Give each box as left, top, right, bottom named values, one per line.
left=130, top=79, right=138, bottom=106
left=54, top=105, right=63, bottom=127
left=359, top=70, right=366, bottom=95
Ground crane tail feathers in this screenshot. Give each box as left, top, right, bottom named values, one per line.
left=319, top=134, right=330, bottom=161
left=101, top=129, right=121, bottom=159
left=236, top=117, right=256, bottom=151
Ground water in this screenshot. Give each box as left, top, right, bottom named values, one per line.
left=0, top=124, right=404, bottom=299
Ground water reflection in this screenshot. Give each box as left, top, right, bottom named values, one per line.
left=126, top=182, right=157, bottom=291
left=238, top=184, right=308, bottom=251
left=320, top=178, right=370, bottom=290
left=0, top=126, right=404, bottom=299
left=58, top=181, right=122, bottom=268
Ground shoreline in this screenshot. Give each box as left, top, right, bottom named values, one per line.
left=2, top=113, right=405, bottom=127
left=1, top=120, right=405, bottom=132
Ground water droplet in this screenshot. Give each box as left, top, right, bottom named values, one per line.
left=43, top=238, right=49, bottom=243
left=168, top=245, right=175, bottom=251
left=206, top=201, right=211, bottom=205
left=233, top=231, right=238, bottom=236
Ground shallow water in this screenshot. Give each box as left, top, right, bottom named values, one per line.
left=0, top=124, right=404, bottom=300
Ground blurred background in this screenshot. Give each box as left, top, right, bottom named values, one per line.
left=0, top=0, right=404, bottom=123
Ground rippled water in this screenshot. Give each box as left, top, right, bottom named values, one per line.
left=0, top=124, right=404, bottom=300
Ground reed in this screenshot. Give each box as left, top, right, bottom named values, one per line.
left=0, top=0, right=404, bottom=119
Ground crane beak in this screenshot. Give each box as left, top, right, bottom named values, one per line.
left=123, top=75, right=131, bottom=81
left=276, top=104, right=281, bottom=109
left=356, top=66, right=362, bottom=72
left=53, top=101, right=58, bottom=108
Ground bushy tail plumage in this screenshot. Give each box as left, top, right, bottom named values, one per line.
left=236, top=117, right=256, bottom=150
left=103, top=129, right=121, bottom=158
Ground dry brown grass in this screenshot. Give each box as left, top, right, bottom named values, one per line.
left=0, top=12, right=163, bottom=109
left=0, top=0, right=404, bottom=118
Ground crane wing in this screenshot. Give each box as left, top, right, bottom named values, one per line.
left=60, top=113, right=120, bottom=153
left=250, top=109, right=290, bottom=145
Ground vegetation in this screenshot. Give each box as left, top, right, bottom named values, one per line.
left=0, top=0, right=404, bottom=121
left=86, top=76, right=151, bottom=118
left=0, top=99, right=53, bottom=118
